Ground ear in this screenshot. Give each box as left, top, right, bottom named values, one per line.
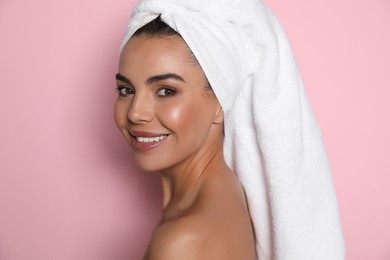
left=213, top=105, right=224, bottom=124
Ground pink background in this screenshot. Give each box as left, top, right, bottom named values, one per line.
left=0, top=0, right=389, bottom=259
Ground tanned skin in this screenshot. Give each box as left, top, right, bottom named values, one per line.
left=114, top=35, right=256, bottom=259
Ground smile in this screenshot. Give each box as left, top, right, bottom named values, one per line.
left=128, top=131, right=171, bottom=152
left=135, top=135, right=168, bottom=143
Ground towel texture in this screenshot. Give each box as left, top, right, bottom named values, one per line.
left=120, top=0, right=345, bottom=259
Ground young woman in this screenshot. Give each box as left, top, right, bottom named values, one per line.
left=114, top=0, right=345, bottom=259
left=115, top=17, right=256, bottom=259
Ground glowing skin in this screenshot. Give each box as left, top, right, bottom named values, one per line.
left=114, top=35, right=256, bottom=259
left=114, top=35, right=223, bottom=173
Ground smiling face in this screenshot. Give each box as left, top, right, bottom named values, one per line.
left=114, top=35, right=224, bottom=172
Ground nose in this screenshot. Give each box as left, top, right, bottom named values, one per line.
left=127, top=93, right=154, bottom=124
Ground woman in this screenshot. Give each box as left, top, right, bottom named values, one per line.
left=115, top=16, right=257, bottom=259
left=115, top=0, right=345, bottom=259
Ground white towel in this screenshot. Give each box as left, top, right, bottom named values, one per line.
left=120, top=0, right=345, bottom=259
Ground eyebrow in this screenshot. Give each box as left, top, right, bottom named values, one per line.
left=115, top=73, right=185, bottom=86
left=115, top=73, right=132, bottom=85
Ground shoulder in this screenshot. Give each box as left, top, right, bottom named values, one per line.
left=143, top=215, right=224, bottom=260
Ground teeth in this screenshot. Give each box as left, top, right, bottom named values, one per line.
left=136, top=135, right=168, bottom=143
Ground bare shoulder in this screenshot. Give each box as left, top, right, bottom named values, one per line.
left=143, top=216, right=215, bottom=260
left=143, top=169, right=256, bottom=259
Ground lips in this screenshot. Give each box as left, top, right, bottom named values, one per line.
left=129, top=131, right=170, bottom=152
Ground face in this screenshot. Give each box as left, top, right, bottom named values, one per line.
left=114, top=35, right=223, bottom=172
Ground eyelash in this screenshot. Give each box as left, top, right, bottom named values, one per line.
left=116, top=86, right=134, bottom=97
left=156, top=87, right=177, bottom=97
left=115, top=86, right=177, bottom=98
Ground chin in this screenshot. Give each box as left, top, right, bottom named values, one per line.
left=130, top=144, right=180, bottom=172
left=133, top=157, right=168, bottom=172
left=136, top=164, right=160, bottom=172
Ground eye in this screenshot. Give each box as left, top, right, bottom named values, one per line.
left=156, top=87, right=176, bottom=97
left=116, top=86, right=134, bottom=97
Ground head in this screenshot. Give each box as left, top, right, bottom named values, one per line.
left=114, top=16, right=224, bottom=172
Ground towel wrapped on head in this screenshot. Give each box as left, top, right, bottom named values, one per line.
left=121, top=0, right=345, bottom=259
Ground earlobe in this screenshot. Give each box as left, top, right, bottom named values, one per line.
left=213, top=106, right=224, bottom=124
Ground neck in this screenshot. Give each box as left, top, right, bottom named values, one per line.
left=159, top=133, right=226, bottom=213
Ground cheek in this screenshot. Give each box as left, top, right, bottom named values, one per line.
left=164, top=103, right=192, bottom=128
left=155, top=105, right=183, bottom=136
left=157, top=97, right=214, bottom=139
